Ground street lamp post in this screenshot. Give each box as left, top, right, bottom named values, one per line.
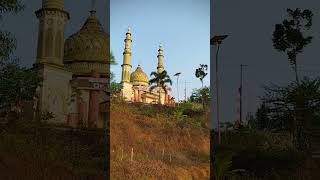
left=211, top=35, right=228, bottom=144
left=174, top=72, right=181, bottom=104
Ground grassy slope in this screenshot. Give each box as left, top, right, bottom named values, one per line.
left=110, top=101, right=210, bottom=180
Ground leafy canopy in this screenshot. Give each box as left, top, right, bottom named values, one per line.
left=195, top=64, right=208, bottom=86
left=149, top=70, right=172, bottom=92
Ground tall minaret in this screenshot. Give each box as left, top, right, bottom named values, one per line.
left=157, top=44, right=164, bottom=74
left=121, top=27, right=132, bottom=83
left=35, top=0, right=69, bottom=67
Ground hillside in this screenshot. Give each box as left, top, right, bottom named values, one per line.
left=110, top=101, right=211, bottom=179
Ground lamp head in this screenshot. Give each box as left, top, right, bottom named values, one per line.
left=211, top=35, right=229, bottom=45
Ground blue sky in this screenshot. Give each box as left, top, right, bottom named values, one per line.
left=110, top=0, right=210, bottom=100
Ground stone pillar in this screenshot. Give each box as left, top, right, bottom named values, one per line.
left=165, top=94, right=168, bottom=105
left=133, top=89, right=138, bottom=102
left=138, top=90, right=142, bottom=102
left=77, top=95, right=85, bottom=127
left=88, top=70, right=100, bottom=128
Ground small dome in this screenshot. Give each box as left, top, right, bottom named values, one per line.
left=64, top=11, right=109, bottom=76
left=130, top=65, right=149, bottom=86
left=43, top=0, right=64, bottom=9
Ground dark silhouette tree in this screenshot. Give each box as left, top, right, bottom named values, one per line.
left=272, top=8, right=313, bottom=84
left=261, top=77, right=320, bottom=150
left=195, top=64, right=208, bottom=88
left=149, top=70, right=172, bottom=104
left=195, top=64, right=208, bottom=108
left=0, top=63, right=41, bottom=118
left=255, top=103, right=271, bottom=130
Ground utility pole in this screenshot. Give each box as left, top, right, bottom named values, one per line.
left=184, top=81, right=191, bottom=102
left=184, top=80, right=187, bottom=102
left=240, top=64, right=248, bottom=125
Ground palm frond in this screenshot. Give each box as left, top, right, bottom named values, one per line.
left=163, top=78, right=172, bottom=85
left=150, top=71, right=158, bottom=77
left=149, top=85, right=158, bottom=91
left=149, top=78, right=158, bottom=85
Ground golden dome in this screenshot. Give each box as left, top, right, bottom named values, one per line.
left=130, top=65, right=149, bottom=86
left=64, top=11, right=109, bottom=76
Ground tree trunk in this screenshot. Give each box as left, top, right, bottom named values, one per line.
left=201, top=81, right=205, bottom=109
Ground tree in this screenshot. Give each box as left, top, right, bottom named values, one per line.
left=246, top=112, right=257, bottom=129
left=0, top=62, right=41, bottom=117
left=110, top=82, right=122, bottom=96
left=149, top=70, right=172, bottom=104
left=195, top=64, right=208, bottom=108
left=109, top=50, right=122, bottom=97
left=109, top=50, right=117, bottom=81
left=0, top=0, right=24, bottom=64
left=190, top=86, right=211, bottom=108
left=195, top=64, right=208, bottom=88
left=212, top=150, right=233, bottom=180
left=272, top=8, right=313, bottom=84
left=261, top=77, right=320, bottom=150
left=254, top=103, right=271, bottom=130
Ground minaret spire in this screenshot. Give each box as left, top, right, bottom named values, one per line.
left=36, top=0, right=69, bottom=66
left=157, top=43, right=164, bottom=74
left=91, top=0, right=97, bottom=11
left=121, top=27, right=132, bottom=83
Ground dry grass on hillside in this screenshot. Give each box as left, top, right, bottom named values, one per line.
left=110, top=101, right=210, bottom=180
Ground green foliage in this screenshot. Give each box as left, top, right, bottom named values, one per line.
left=0, top=63, right=41, bottom=109
left=149, top=70, right=172, bottom=104
left=254, top=103, right=271, bottom=130
left=0, top=0, right=24, bottom=63
left=212, top=150, right=233, bottom=180
left=173, top=102, right=205, bottom=128
left=110, top=50, right=117, bottom=82
left=260, top=77, right=320, bottom=150
left=0, top=31, right=17, bottom=63
left=215, top=129, right=305, bottom=179
left=0, top=0, right=24, bottom=18
left=173, top=109, right=184, bottom=120
left=149, top=70, right=173, bottom=90
left=110, top=50, right=117, bottom=65
left=111, top=82, right=122, bottom=96
left=190, top=86, right=211, bottom=108
left=272, top=8, right=313, bottom=83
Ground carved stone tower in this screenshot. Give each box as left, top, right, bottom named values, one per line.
left=121, top=27, right=132, bottom=83
left=35, top=0, right=69, bottom=66
left=157, top=44, right=164, bottom=74
left=120, top=27, right=134, bottom=101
